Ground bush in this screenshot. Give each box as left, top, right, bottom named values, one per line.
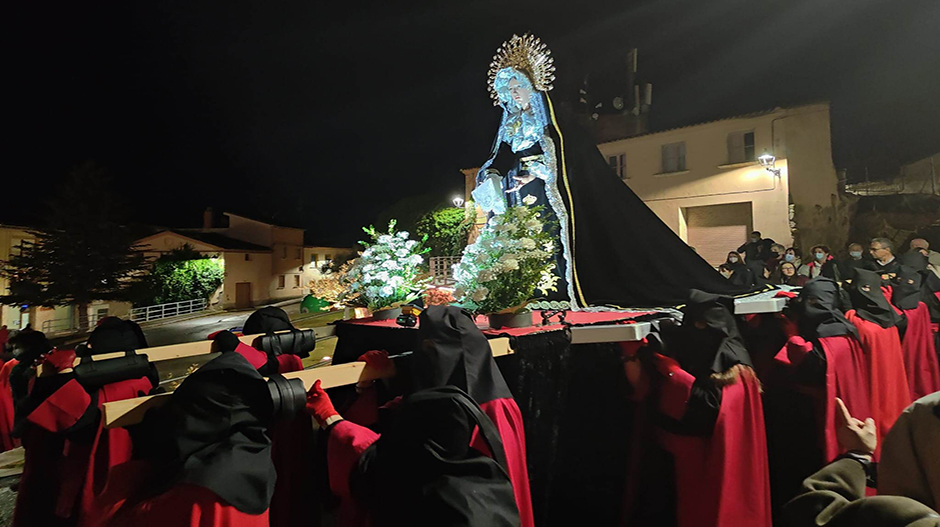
left=134, top=245, right=225, bottom=305
left=415, top=207, right=472, bottom=258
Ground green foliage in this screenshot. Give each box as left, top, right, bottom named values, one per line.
left=140, top=255, right=225, bottom=305
left=374, top=192, right=451, bottom=235
left=415, top=206, right=473, bottom=257
left=0, top=161, right=147, bottom=308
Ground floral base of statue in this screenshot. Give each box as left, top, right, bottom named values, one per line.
left=370, top=306, right=402, bottom=321
left=487, top=310, right=533, bottom=330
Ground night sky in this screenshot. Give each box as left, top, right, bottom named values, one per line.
left=8, top=0, right=940, bottom=245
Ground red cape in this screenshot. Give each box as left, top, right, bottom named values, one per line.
left=14, top=375, right=153, bottom=527
left=327, top=395, right=534, bottom=527
left=899, top=303, right=940, bottom=399
left=771, top=335, right=871, bottom=473
left=657, top=367, right=772, bottom=527
left=817, top=336, right=872, bottom=462
left=93, top=463, right=270, bottom=527
left=471, top=398, right=534, bottom=527
left=0, top=359, right=20, bottom=452
left=844, top=310, right=912, bottom=458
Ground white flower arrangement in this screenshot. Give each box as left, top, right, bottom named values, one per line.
left=342, top=220, right=430, bottom=311
left=452, top=205, right=559, bottom=314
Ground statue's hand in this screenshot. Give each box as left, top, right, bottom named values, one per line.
left=512, top=174, right=536, bottom=187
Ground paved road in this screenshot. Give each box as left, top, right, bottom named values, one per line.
left=141, top=302, right=300, bottom=347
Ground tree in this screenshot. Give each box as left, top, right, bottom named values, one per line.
left=415, top=206, right=473, bottom=258
left=0, top=162, right=147, bottom=328
left=138, top=248, right=225, bottom=305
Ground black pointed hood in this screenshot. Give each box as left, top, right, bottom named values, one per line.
left=673, top=290, right=752, bottom=379
left=892, top=266, right=924, bottom=311
left=848, top=268, right=903, bottom=329
left=414, top=305, right=512, bottom=404
left=796, top=277, right=858, bottom=340
left=243, top=306, right=294, bottom=335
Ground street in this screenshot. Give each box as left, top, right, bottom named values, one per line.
left=140, top=302, right=300, bottom=347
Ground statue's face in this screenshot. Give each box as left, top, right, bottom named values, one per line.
left=507, top=77, right=531, bottom=109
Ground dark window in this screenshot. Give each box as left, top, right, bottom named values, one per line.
left=727, top=130, right=756, bottom=164
left=278, top=275, right=285, bottom=289
left=662, top=142, right=686, bottom=172
left=607, top=153, right=627, bottom=179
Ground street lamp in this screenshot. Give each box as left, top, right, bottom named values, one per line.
left=758, top=152, right=781, bottom=177
left=453, top=196, right=465, bottom=207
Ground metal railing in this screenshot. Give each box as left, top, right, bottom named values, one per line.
left=429, top=256, right=461, bottom=285
left=130, top=298, right=208, bottom=323
left=41, top=313, right=103, bottom=335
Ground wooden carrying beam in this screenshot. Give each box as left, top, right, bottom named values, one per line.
left=102, top=337, right=513, bottom=429
left=44, top=326, right=338, bottom=377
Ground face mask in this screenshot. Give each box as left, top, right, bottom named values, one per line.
left=750, top=237, right=759, bottom=243
left=815, top=252, right=826, bottom=261
left=784, top=254, right=795, bottom=262
left=729, top=256, right=739, bottom=263
left=849, top=251, right=862, bottom=259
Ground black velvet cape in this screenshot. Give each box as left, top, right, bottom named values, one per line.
left=532, top=95, right=758, bottom=307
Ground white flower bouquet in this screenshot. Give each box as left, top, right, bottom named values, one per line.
left=341, top=220, right=430, bottom=312
left=452, top=205, right=558, bottom=315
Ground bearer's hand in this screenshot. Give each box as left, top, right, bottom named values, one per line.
left=835, top=397, right=876, bottom=456
left=305, top=380, right=341, bottom=428
left=356, top=350, right=391, bottom=391
left=38, top=348, right=76, bottom=375
left=619, top=341, right=650, bottom=401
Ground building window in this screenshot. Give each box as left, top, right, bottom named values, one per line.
left=293, top=275, right=301, bottom=288
left=607, top=153, right=627, bottom=179
left=244, top=253, right=251, bottom=261
left=281, top=246, right=287, bottom=259
left=727, top=130, right=755, bottom=164
left=661, top=142, right=687, bottom=173
left=311, top=253, right=319, bottom=264
left=325, top=254, right=333, bottom=262
left=278, top=275, right=286, bottom=289
left=295, top=248, right=302, bottom=260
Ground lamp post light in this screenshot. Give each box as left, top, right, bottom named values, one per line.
left=452, top=196, right=465, bottom=208
left=758, top=152, right=781, bottom=177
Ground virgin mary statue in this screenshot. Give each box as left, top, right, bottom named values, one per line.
left=472, top=34, right=754, bottom=308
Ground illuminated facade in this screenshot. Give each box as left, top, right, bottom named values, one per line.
left=597, top=103, right=847, bottom=266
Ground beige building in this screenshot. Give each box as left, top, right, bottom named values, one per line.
left=1, top=224, right=130, bottom=333
left=598, top=103, right=849, bottom=264
left=137, top=212, right=351, bottom=310
left=597, top=103, right=848, bottom=265
left=137, top=212, right=308, bottom=310
left=302, top=246, right=354, bottom=284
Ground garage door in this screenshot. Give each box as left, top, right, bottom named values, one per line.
left=685, top=202, right=753, bottom=267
